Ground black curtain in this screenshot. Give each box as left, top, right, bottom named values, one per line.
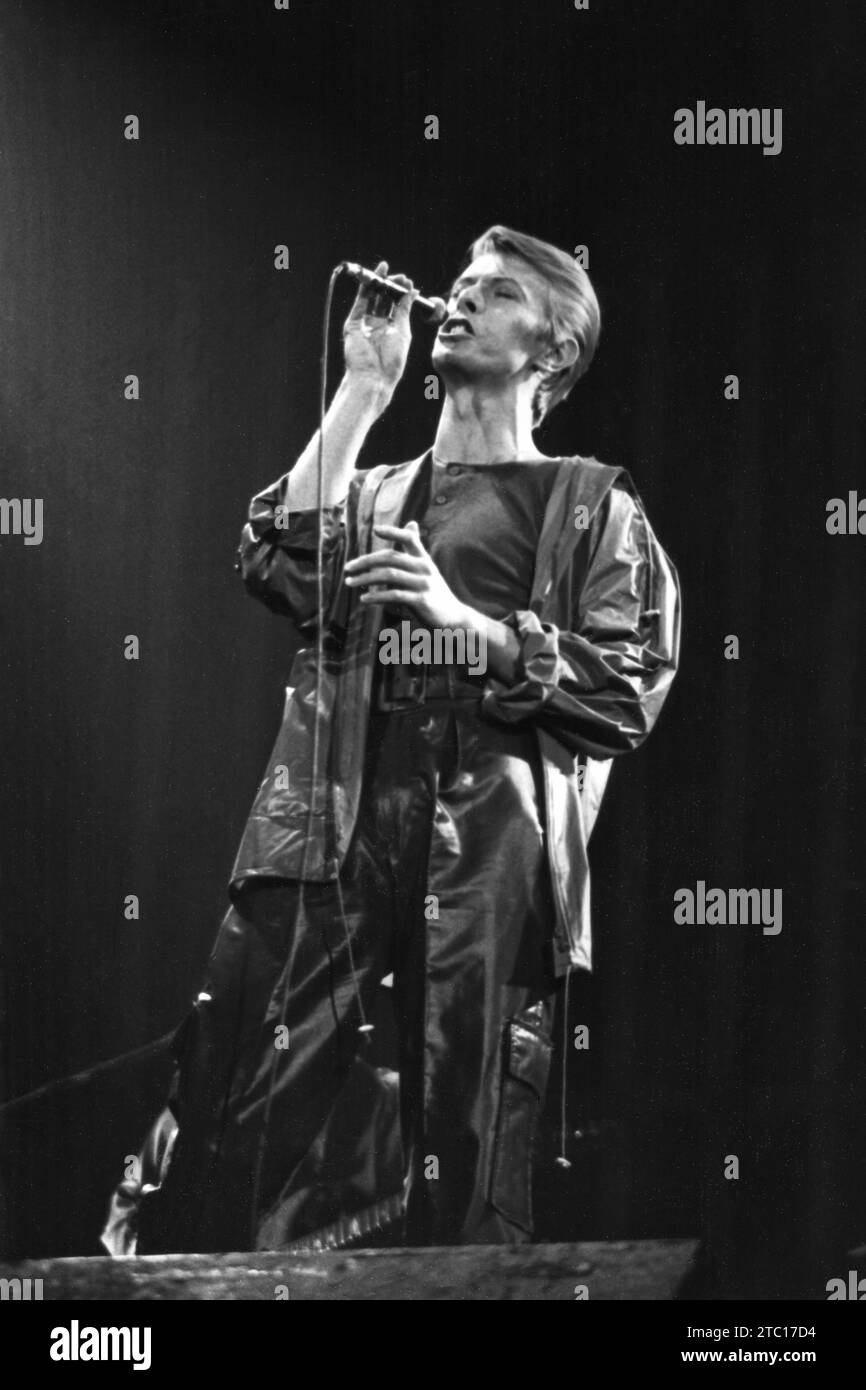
left=1, top=0, right=863, bottom=1291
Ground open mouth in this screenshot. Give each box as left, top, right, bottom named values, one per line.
left=439, top=316, right=474, bottom=337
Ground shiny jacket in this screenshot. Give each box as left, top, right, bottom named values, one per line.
left=230, top=449, right=681, bottom=975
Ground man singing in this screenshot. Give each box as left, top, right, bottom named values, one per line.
left=132, top=225, right=681, bottom=1253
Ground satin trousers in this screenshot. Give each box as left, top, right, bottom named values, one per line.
left=138, top=696, right=558, bottom=1253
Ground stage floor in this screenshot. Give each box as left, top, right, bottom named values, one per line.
left=1, top=1239, right=699, bottom=1300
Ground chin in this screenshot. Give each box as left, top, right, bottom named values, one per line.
left=432, top=341, right=473, bottom=370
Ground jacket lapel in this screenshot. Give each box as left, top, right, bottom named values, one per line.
left=531, top=456, right=630, bottom=611
left=357, top=449, right=433, bottom=555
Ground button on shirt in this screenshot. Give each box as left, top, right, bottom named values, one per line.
left=413, top=458, right=564, bottom=619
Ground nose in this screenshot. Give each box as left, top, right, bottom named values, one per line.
left=451, top=284, right=479, bottom=316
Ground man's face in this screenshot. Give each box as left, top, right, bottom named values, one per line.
left=431, top=251, right=553, bottom=388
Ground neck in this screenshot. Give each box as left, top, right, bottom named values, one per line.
left=432, top=385, right=546, bottom=465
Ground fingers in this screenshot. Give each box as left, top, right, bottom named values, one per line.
left=387, top=273, right=420, bottom=323
left=344, top=565, right=425, bottom=590
left=371, top=521, right=425, bottom=553
left=345, top=536, right=425, bottom=571
left=346, top=261, right=419, bottom=325
left=357, top=589, right=418, bottom=605
left=346, top=260, right=389, bottom=322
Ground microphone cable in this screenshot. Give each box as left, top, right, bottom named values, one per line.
left=248, top=264, right=373, bottom=1248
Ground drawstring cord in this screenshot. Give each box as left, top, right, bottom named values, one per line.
left=556, top=964, right=573, bottom=1169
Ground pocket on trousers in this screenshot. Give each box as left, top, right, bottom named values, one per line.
left=489, top=1019, right=553, bottom=1233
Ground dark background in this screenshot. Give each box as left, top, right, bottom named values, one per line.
left=1, top=0, right=864, bottom=1295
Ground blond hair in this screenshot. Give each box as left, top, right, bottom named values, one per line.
left=464, top=225, right=601, bottom=426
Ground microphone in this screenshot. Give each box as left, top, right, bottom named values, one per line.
left=339, top=261, right=447, bottom=323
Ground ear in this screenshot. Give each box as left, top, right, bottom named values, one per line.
left=533, top=335, right=580, bottom=375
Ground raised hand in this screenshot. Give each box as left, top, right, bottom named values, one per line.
left=342, top=260, right=419, bottom=395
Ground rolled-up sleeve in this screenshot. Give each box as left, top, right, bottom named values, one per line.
left=235, top=469, right=350, bottom=636
left=480, top=485, right=681, bottom=759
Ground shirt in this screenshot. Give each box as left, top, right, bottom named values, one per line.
left=413, top=457, right=564, bottom=617
left=374, top=456, right=563, bottom=690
